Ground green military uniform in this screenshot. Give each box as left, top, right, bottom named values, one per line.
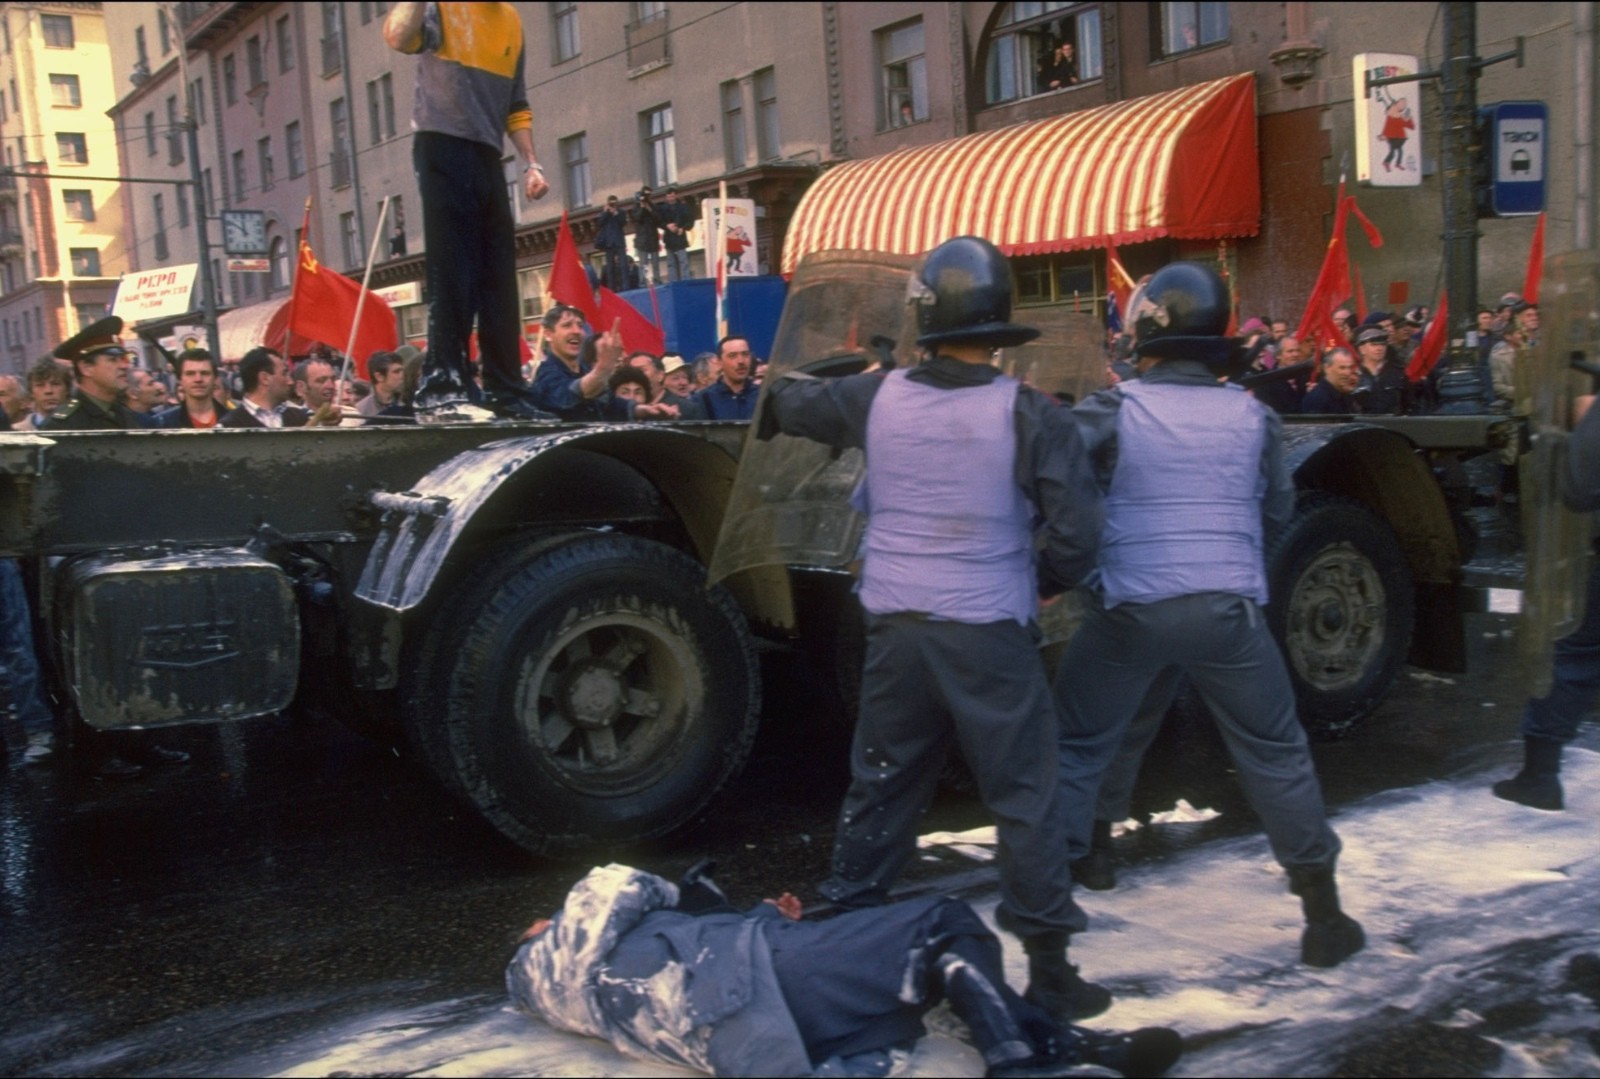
left=41, top=393, right=142, bottom=431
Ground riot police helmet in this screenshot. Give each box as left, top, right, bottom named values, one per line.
left=911, top=236, right=1040, bottom=350
left=1129, top=260, right=1239, bottom=367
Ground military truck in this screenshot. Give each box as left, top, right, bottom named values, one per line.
left=0, top=249, right=1510, bottom=856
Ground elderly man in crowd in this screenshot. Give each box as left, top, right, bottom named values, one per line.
left=1300, top=347, right=1363, bottom=414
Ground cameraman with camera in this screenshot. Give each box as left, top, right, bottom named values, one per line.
left=633, top=187, right=662, bottom=285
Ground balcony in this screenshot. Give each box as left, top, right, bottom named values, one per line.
left=625, top=11, right=671, bottom=74
left=0, top=227, right=23, bottom=255
left=321, top=34, right=343, bottom=78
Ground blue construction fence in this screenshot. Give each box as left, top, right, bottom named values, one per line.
left=616, top=275, right=788, bottom=361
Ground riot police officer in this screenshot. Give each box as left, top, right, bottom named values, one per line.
left=757, top=236, right=1109, bottom=1019
left=1056, top=261, right=1365, bottom=969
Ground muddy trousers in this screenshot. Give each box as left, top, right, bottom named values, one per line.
left=822, top=613, right=1085, bottom=940
left=413, top=131, right=526, bottom=400
left=1523, top=554, right=1600, bottom=743
left=1054, top=592, right=1341, bottom=870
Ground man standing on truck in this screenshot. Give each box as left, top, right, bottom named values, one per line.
left=42, top=317, right=141, bottom=432
left=755, top=236, right=1110, bottom=1022
left=383, top=2, right=553, bottom=423
left=1055, top=261, right=1365, bottom=970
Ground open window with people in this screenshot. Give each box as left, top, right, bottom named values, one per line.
left=983, top=2, right=1103, bottom=106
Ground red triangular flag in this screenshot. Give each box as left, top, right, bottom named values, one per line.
left=1406, top=293, right=1450, bottom=382
left=596, top=286, right=666, bottom=357
left=549, top=212, right=600, bottom=325
left=285, top=238, right=397, bottom=378
left=1523, top=212, right=1546, bottom=305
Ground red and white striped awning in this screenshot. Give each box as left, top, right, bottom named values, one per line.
left=782, top=73, right=1259, bottom=275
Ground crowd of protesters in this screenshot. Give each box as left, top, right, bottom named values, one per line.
left=1101, top=289, right=1538, bottom=419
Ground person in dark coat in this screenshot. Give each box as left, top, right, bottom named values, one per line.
left=757, top=236, right=1109, bottom=1022
left=507, top=863, right=1182, bottom=1079
left=1299, top=347, right=1364, bottom=415
left=633, top=187, right=662, bottom=284
left=595, top=194, right=629, bottom=292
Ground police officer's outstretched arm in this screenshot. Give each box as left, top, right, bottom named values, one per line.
left=756, top=371, right=881, bottom=449
left=1025, top=393, right=1102, bottom=596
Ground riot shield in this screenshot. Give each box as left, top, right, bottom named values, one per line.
left=707, top=250, right=921, bottom=596
left=1518, top=250, right=1600, bottom=697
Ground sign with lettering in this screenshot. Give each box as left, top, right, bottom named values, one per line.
left=112, top=264, right=199, bottom=322
left=374, top=281, right=422, bottom=308
left=1354, top=53, right=1422, bottom=188
left=1485, top=100, right=1547, bottom=216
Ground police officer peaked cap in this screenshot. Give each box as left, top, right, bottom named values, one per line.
left=1130, top=261, right=1238, bottom=365
left=912, top=236, right=1040, bottom=350
left=53, top=315, right=127, bottom=363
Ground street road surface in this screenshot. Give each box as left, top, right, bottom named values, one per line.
left=1, top=604, right=1597, bottom=1077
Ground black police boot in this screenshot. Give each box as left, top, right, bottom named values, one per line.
left=1077, top=1027, right=1185, bottom=1078
left=1022, top=945, right=1112, bottom=1021
left=1069, top=819, right=1116, bottom=891
left=1492, top=735, right=1564, bottom=811
left=1288, top=865, right=1365, bottom=968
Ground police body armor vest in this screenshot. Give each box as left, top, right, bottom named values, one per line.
left=856, top=368, right=1034, bottom=625
left=1098, top=378, right=1268, bottom=607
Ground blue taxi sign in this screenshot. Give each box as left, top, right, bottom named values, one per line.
left=1487, top=101, right=1547, bottom=216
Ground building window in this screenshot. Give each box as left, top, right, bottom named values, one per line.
left=56, top=132, right=87, bottom=165
left=560, top=132, right=590, bottom=209
left=1011, top=252, right=1098, bottom=308
left=246, top=34, right=266, bottom=89
left=223, top=54, right=237, bottom=105
left=519, top=266, right=546, bottom=320
left=985, top=3, right=1103, bottom=105
left=387, top=195, right=406, bottom=256
left=135, top=26, right=149, bottom=72
left=551, top=1, right=579, bottom=63
left=876, top=19, right=927, bottom=130
left=321, top=3, right=343, bottom=76
left=189, top=78, right=206, bottom=124
left=48, top=73, right=81, bottom=108
left=359, top=1, right=389, bottom=24
left=258, top=136, right=275, bottom=191
left=144, top=112, right=157, bottom=155
left=41, top=14, right=73, bottom=49
left=330, top=98, right=352, bottom=188
left=277, top=13, right=295, bottom=72
left=754, top=67, right=780, bottom=161
left=339, top=211, right=359, bottom=269
left=176, top=185, right=189, bottom=228
left=158, top=8, right=172, bottom=53
left=153, top=194, right=169, bottom=261
left=641, top=104, right=676, bottom=188
left=367, top=73, right=395, bottom=144
left=63, top=189, right=94, bottom=222
left=231, top=149, right=247, bottom=201
left=202, top=169, right=214, bottom=217
left=1154, top=1, right=1228, bottom=58
left=286, top=121, right=304, bottom=177
left=166, top=96, right=184, bottom=164
left=70, top=248, right=100, bottom=276
left=270, top=235, right=289, bottom=289
left=721, top=80, right=745, bottom=170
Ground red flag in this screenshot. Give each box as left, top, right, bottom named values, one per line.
left=281, top=199, right=313, bottom=359
left=1406, top=292, right=1450, bottom=382
left=549, top=212, right=600, bottom=325
left=1105, top=245, right=1136, bottom=328
left=285, top=237, right=397, bottom=378
left=1352, top=261, right=1367, bottom=323
left=596, top=286, right=666, bottom=357
left=1523, top=212, right=1546, bottom=305
left=1295, top=182, right=1382, bottom=358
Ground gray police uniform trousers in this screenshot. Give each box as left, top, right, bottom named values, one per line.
left=824, top=613, right=1086, bottom=940
left=1054, top=591, right=1341, bottom=871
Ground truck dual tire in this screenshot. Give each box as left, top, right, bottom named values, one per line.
left=1265, top=493, right=1415, bottom=739
left=405, top=532, right=761, bottom=855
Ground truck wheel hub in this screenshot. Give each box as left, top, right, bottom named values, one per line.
left=1285, top=543, right=1386, bottom=692
left=563, top=662, right=624, bottom=729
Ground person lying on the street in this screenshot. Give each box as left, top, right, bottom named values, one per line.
left=506, top=862, right=1182, bottom=1078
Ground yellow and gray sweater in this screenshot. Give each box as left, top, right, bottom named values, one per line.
left=403, top=2, right=532, bottom=151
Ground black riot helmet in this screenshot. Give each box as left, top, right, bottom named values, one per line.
left=911, top=236, right=1040, bottom=350
left=1129, top=260, right=1239, bottom=368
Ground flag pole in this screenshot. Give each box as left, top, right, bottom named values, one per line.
left=714, top=180, right=729, bottom=340
left=339, top=194, right=392, bottom=384
left=283, top=196, right=312, bottom=359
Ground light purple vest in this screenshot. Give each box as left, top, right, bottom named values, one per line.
left=856, top=369, right=1035, bottom=624
left=1099, top=379, right=1268, bottom=607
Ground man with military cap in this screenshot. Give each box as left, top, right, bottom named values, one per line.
left=43, top=316, right=143, bottom=431
left=755, top=235, right=1109, bottom=1021
left=1056, top=260, right=1365, bottom=970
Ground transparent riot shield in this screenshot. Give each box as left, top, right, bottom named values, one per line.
left=1518, top=250, right=1600, bottom=697
left=707, top=250, right=921, bottom=595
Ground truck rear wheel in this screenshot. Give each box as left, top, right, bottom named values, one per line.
left=408, top=533, right=760, bottom=855
left=1266, top=493, right=1414, bottom=739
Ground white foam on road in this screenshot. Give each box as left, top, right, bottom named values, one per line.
left=265, top=750, right=1600, bottom=1078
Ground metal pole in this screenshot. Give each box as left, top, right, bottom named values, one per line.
left=1436, top=1, right=1487, bottom=412
left=167, top=3, right=221, bottom=362
left=339, top=195, right=392, bottom=384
